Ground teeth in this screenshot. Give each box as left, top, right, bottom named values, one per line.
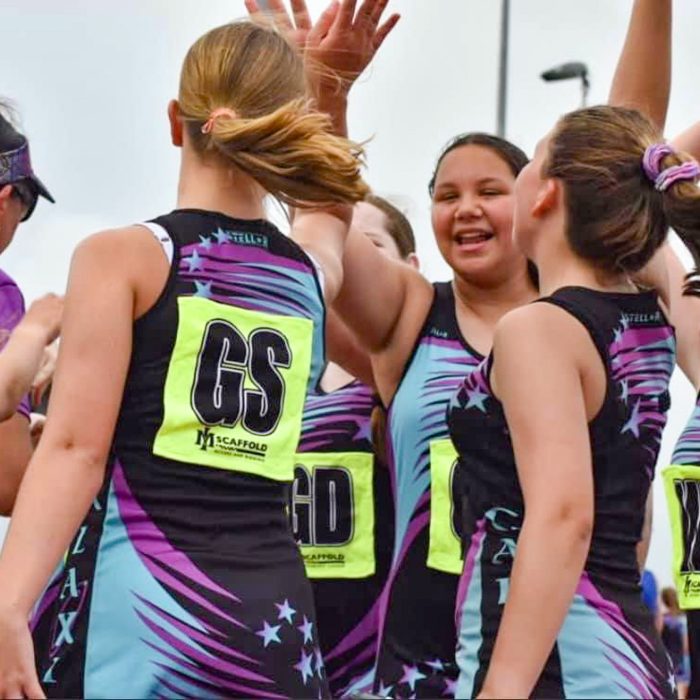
left=457, top=233, right=491, bottom=243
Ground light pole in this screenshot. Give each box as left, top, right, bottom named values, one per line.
left=496, top=0, right=510, bottom=137
left=541, top=62, right=590, bottom=108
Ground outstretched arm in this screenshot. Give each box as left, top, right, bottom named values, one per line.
left=246, top=0, right=400, bottom=135
left=608, top=0, right=672, bottom=131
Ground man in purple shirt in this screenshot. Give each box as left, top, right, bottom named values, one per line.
left=0, top=103, right=61, bottom=514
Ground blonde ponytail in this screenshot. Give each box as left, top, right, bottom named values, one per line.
left=179, top=21, right=368, bottom=208
left=200, top=98, right=368, bottom=207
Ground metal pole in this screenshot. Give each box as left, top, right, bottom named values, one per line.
left=496, top=0, right=510, bottom=138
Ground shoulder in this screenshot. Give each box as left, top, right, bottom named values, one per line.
left=71, top=225, right=166, bottom=273
left=493, top=301, right=589, bottom=354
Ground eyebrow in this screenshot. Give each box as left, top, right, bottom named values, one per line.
left=434, top=176, right=509, bottom=190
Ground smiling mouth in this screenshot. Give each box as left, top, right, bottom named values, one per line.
left=454, top=232, right=494, bottom=245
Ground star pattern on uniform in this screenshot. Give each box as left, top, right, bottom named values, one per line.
left=465, top=386, right=489, bottom=413
left=194, top=280, right=213, bottom=299
left=668, top=671, right=677, bottom=692
left=298, top=615, right=313, bottom=644
left=293, top=649, right=314, bottom=686
left=214, top=227, right=231, bottom=244
left=376, top=680, right=394, bottom=697
left=426, top=658, right=445, bottom=673
left=199, top=235, right=213, bottom=250
left=400, top=664, right=427, bottom=692
left=619, top=378, right=629, bottom=404
left=275, top=598, right=296, bottom=624
left=621, top=399, right=643, bottom=438
left=314, top=647, right=325, bottom=678
left=443, top=677, right=458, bottom=697
left=184, top=248, right=204, bottom=272
left=255, top=620, right=281, bottom=648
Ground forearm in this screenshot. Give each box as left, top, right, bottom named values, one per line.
left=608, top=0, right=672, bottom=130
left=482, top=513, right=592, bottom=697
left=315, top=88, right=349, bottom=138
left=0, top=438, right=106, bottom=616
left=0, top=325, right=47, bottom=422
left=673, top=122, right=700, bottom=161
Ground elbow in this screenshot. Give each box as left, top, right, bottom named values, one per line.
left=529, top=501, right=594, bottom=550
left=0, top=476, right=20, bottom=516
left=0, top=388, right=18, bottom=423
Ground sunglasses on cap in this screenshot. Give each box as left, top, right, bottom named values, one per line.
left=11, top=180, right=39, bottom=222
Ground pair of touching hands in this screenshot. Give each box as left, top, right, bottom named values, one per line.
left=245, top=0, right=399, bottom=99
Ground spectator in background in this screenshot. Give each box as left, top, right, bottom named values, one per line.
left=641, top=568, right=664, bottom=632
left=0, top=104, right=62, bottom=514
left=662, top=587, right=690, bottom=698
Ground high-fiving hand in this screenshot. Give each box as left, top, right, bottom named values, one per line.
left=245, top=0, right=399, bottom=96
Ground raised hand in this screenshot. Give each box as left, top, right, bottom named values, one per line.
left=244, top=0, right=314, bottom=50
left=246, top=0, right=400, bottom=97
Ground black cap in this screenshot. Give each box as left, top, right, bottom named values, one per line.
left=0, top=113, right=54, bottom=204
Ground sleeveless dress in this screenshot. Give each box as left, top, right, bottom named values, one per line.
left=448, top=287, right=676, bottom=698
left=31, top=209, right=329, bottom=699
left=665, top=392, right=700, bottom=696
left=373, top=282, right=481, bottom=699
left=293, top=378, right=393, bottom=697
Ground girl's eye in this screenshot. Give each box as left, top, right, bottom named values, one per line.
left=481, top=189, right=503, bottom=197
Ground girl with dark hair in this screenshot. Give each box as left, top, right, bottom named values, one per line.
left=447, top=102, right=697, bottom=697
left=249, top=0, right=673, bottom=695
left=251, top=1, right=673, bottom=695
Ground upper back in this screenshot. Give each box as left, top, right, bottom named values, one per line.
left=116, top=208, right=326, bottom=484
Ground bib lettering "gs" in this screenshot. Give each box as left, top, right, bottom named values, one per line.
left=154, top=296, right=313, bottom=480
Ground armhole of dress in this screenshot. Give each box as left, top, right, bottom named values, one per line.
left=132, top=221, right=178, bottom=327
left=304, top=251, right=326, bottom=301
left=536, top=296, right=614, bottom=426
left=137, top=222, right=174, bottom=265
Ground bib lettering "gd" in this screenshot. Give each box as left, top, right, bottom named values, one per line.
left=292, top=453, right=375, bottom=579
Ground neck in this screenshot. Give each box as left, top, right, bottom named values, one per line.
left=176, top=149, right=266, bottom=220
left=452, top=262, right=538, bottom=323
left=534, top=240, right=633, bottom=297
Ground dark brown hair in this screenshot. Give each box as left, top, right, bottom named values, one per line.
left=429, top=132, right=530, bottom=196
left=364, top=194, right=416, bottom=259
left=545, top=105, right=700, bottom=285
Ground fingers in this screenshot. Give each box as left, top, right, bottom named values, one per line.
left=290, top=0, right=313, bottom=30
left=355, top=0, right=378, bottom=29
left=263, top=0, right=295, bottom=32
left=244, top=0, right=263, bottom=18
left=369, top=0, right=390, bottom=24
left=335, top=0, right=358, bottom=30
left=372, top=13, right=400, bottom=51
left=308, top=1, right=340, bottom=44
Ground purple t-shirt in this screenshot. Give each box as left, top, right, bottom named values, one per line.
left=0, top=268, right=31, bottom=419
